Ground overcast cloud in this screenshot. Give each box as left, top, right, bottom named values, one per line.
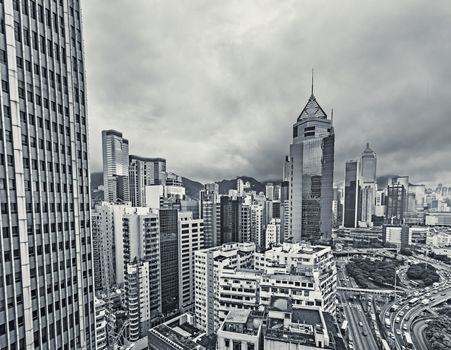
left=82, top=0, right=451, bottom=185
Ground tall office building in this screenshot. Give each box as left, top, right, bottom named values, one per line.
left=102, top=130, right=129, bottom=203
left=286, top=85, right=335, bottom=242
left=129, top=155, right=166, bottom=207
left=359, top=143, right=377, bottom=226
left=159, top=208, right=179, bottom=315
left=0, top=1, right=95, bottom=348
left=360, top=143, right=377, bottom=183
left=386, top=182, right=407, bottom=225
left=343, top=160, right=360, bottom=227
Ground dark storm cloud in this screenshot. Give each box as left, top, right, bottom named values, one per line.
left=82, top=0, right=451, bottom=185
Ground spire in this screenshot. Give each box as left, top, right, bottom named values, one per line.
left=311, top=68, right=314, bottom=95
left=331, top=108, right=334, bottom=122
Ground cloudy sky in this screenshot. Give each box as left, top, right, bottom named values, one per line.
left=82, top=0, right=451, bottom=185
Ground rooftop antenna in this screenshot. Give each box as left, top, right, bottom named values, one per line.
left=331, top=108, right=334, bottom=122
left=311, top=68, right=314, bottom=95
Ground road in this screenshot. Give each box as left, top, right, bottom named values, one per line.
left=388, top=276, right=451, bottom=349
left=338, top=249, right=451, bottom=349
left=337, top=261, right=379, bottom=350
left=411, top=319, right=429, bottom=350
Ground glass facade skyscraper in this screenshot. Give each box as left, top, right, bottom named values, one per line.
left=287, top=90, right=335, bottom=242
left=0, top=1, right=95, bottom=348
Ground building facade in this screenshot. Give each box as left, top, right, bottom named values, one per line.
left=0, top=1, right=95, bottom=348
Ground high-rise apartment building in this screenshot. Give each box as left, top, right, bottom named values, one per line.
left=123, top=211, right=161, bottom=339
left=265, top=218, right=281, bottom=248
left=343, top=160, right=360, bottom=227
left=286, top=87, right=335, bottom=242
left=129, top=155, right=166, bottom=207
left=102, top=130, right=129, bottom=203
left=92, top=203, right=151, bottom=291
left=250, top=203, right=264, bottom=251
left=0, top=1, right=95, bottom=348
left=178, top=212, right=204, bottom=312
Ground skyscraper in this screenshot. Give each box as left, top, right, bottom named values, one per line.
left=159, top=208, right=179, bottom=315
left=102, top=130, right=129, bottom=203
left=343, top=160, right=360, bottom=227
left=129, top=155, right=166, bottom=207
left=360, top=143, right=377, bottom=183
left=386, top=182, right=407, bottom=225
left=0, top=1, right=95, bottom=348
left=220, top=196, right=242, bottom=243
left=286, top=83, right=335, bottom=242
left=359, top=143, right=377, bottom=226
left=199, top=183, right=220, bottom=248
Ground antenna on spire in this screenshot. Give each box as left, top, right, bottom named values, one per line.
left=311, top=68, right=314, bottom=95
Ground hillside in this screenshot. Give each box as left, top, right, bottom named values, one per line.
left=181, top=177, right=204, bottom=200
left=217, top=176, right=266, bottom=195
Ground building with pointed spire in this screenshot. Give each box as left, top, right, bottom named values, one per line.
left=285, top=78, right=335, bottom=242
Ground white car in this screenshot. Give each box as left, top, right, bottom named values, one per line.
left=396, top=329, right=402, bottom=335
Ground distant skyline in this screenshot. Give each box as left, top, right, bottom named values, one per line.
left=82, top=0, right=451, bottom=185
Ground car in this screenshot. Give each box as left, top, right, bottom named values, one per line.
left=403, top=324, right=408, bottom=331
left=399, top=311, right=405, bottom=316
left=395, top=317, right=401, bottom=323
left=396, top=329, right=402, bottom=335
left=385, top=311, right=390, bottom=317
left=359, top=321, right=363, bottom=327
left=362, top=331, right=368, bottom=336
left=442, top=293, right=446, bottom=296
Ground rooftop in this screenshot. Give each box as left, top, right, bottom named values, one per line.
left=221, top=309, right=263, bottom=336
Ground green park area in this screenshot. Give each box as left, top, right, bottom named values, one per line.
left=346, top=257, right=399, bottom=289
